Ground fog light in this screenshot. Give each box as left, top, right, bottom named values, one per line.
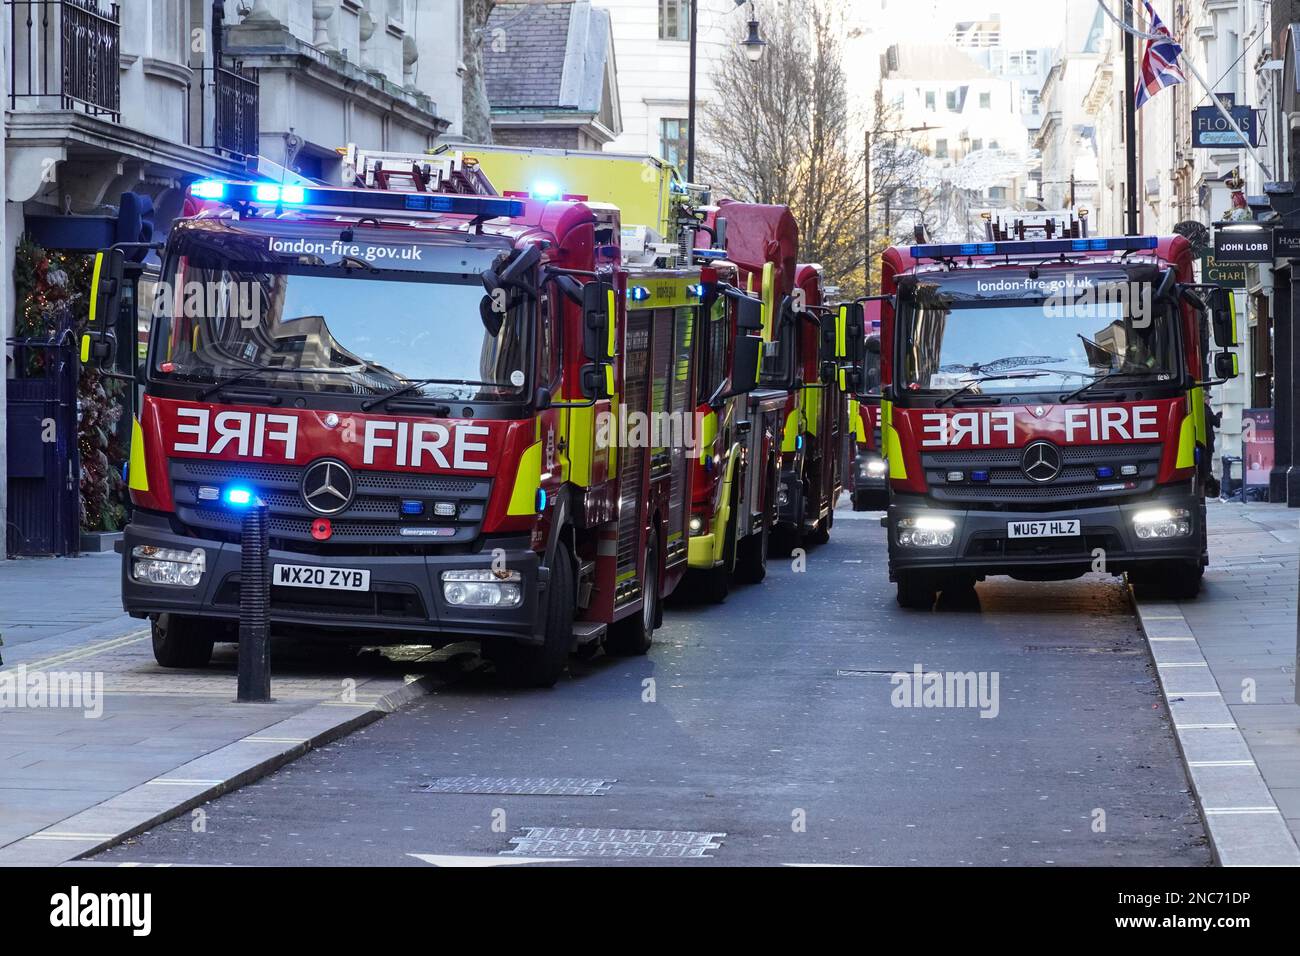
left=777, top=482, right=790, bottom=506
left=1132, top=507, right=1191, bottom=539
left=688, top=514, right=706, bottom=535
left=441, top=569, right=523, bottom=607
left=432, top=501, right=457, bottom=517
left=865, top=458, right=888, bottom=476
left=131, top=546, right=206, bottom=587
left=897, top=515, right=955, bottom=548
left=1120, top=464, right=1139, bottom=477
left=946, top=470, right=965, bottom=483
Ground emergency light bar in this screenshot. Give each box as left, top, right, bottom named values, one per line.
left=909, top=236, right=1158, bottom=259
left=188, top=180, right=524, bottom=219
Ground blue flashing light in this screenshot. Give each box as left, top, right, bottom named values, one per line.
left=530, top=180, right=560, bottom=200
left=400, top=499, right=424, bottom=516
left=692, top=249, right=727, bottom=261
left=224, top=486, right=254, bottom=507
left=255, top=183, right=280, bottom=203
left=796, top=434, right=804, bottom=451
left=536, top=488, right=547, bottom=511
left=192, top=180, right=226, bottom=200
left=281, top=184, right=306, bottom=204
left=971, top=470, right=989, bottom=482
left=687, top=283, right=706, bottom=298
left=628, top=286, right=651, bottom=301
left=405, top=194, right=525, bottom=218
left=910, top=236, right=1159, bottom=259
left=1095, top=466, right=1114, bottom=479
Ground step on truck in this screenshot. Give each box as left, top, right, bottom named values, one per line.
left=862, top=224, right=1239, bottom=609
left=82, top=148, right=766, bottom=686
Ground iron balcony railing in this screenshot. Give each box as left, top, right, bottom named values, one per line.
left=6, top=0, right=120, bottom=120
left=189, top=62, right=260, bottom=158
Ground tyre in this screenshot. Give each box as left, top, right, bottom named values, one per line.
left=151, top=613, right=220, bottom=668
left=606, top=534, right=659, bottom=656
left=492, top=543, right=575, bottom=688
left=734, top=520, right=769, bottom=585
left=852, top=489, right=870, bottom=511
left=1129, top=561, right=1203, bottom=601
left=805, top=515, right=831, bottom=547
left=895, top=571, right=937, bottom=610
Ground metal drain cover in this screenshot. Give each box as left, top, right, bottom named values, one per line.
left=416, top=776, right=615, bottom=796
left=502, top=827, right=725, bottom=858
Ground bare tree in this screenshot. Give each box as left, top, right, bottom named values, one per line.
left=700, top=0, right=922, bottom=297
left=462, top=0, right=497, bottom=143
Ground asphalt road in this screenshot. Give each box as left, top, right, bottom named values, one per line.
left=90, top=503, right=1210, bottom=866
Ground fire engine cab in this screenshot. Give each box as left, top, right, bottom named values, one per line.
left=83, top=146, right=766, bottom=686
left=858, top=227, right=1239, bottom=608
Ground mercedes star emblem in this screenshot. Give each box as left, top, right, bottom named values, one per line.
left=1021, top=440, right=1063, bottom=483
left=301, top=458, right=355, bottom=515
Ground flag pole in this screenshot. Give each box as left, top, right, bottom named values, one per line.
left=1123, top=1, right=1138, bottom=236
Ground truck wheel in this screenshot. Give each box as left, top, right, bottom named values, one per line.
left=492, top=543, right=575, bottom=688
left=852, top=489, right=870, bottom=511
left=896, top=572, right=936, bottom=610
left=151, top=613, right=219, bottom=668
left=606, top=535, right=659, bottom=656
left=805, top=515, right=831, bottom=547
left=1129, top=562, right=1203, bottom=601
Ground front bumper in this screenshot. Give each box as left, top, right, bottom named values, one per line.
left=886, top=492, right=1205, bottom=580
left=121, top=511, right=548, bottom=645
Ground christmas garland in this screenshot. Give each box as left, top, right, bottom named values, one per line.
left=13, top=238, right=129, bottom=533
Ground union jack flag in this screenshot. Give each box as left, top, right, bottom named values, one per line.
left=1135, top=1, right=1185, bottom=109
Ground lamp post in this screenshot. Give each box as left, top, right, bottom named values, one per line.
left=686, top=0, right=765, bottom=184
left=864, top=124, right=935, bottom=292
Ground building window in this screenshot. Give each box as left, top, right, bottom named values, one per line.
left=988, top=186, right=1007, bottom=201
left=946, top=89, right=959, bottom=111
left=988, top=139, right=999, bottom=149
left=660, top=118, right=690, bottom=170
left=935, top=138, right=948, bottom=159
left=979, top=91, right=991, bottom=109
left=659, top=0, right=690, bottom=40
left=925, top=90, right=936, bottom=110
left=971, top=138, right=983, bottom=151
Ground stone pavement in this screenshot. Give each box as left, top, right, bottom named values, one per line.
left=0, top=553, right=446, bottom=865
left=1134, top=500, right=1300, bottom=866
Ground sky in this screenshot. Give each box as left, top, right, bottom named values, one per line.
left=850, top=0, right=1069, bottom=51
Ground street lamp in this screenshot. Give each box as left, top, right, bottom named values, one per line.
left=864, top=124, right=935, bottom=292
left=687, top=0, right=765, bottom=184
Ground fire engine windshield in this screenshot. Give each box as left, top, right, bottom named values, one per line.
left=150, top=240, right=527, bottom=403
left=900, top=281, right=1179, bottom=397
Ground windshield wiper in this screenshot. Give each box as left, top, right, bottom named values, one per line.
left=359, top=378, right=500, bottom=411
left=1059, top=366, right=1161, bottom=403
left=196, top=365, right=354, bottom=400
left=934, top=372, right=1047, bottom=406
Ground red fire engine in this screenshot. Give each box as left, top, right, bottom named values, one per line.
left=82, top=148, right=766, bottom=686
left=865, top=226, right=1239, bottom=608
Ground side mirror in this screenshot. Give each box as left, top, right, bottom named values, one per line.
left=1214, top=351, right=1239, bottom=379
left=579, top=279, right=615, bottom=400
left=735, top=293, right=762, bottom=332
left=817, top=313, right=838, bottom=384
left=723, top=331, right=762, bottom=398
left=498, top=244, right=542, bottom=295
left=83, top=247, right=126, bottom=371
left=1208, top=287, right=1239, bottom=347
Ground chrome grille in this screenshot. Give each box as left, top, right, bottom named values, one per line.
left=169, top=458, right=490, bottom=544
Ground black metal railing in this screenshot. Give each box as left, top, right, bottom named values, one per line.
left=189, top=62, right=260, bottom=157
left=6, top=0, right=120, bottom=120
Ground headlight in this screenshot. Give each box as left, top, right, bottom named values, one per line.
left=131, top=546, right=206, bottom=587
left=441, top=569, right=523, bottom=607
left=865, top=459, right=888, bottom=476
left=897, top=515, right=955, bottom=548
left=1132, top=507, right=1191, bottom=539
left=777, top=482, right=790, bottom=506
left=688, top=514, right=706, bottom=535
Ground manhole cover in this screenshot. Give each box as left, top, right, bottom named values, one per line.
left=502, top=827, right=725, bottom=858
left=416, top=777, right=615, bottom=796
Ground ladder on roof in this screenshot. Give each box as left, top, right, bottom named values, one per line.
left=984, top=210, right=1090, bottom=241
left=339, top=144, right=498, bottom=197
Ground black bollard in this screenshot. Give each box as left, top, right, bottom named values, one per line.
left=237, top=499, right=271, bottom=701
